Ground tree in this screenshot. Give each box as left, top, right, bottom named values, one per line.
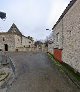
left=44, top=40, right=48, bottom=47
left=28, top=36, right=34, bottom=41
left=0, top=11, right=6, bottom=19
left=34, top=41, right=43, bottom=47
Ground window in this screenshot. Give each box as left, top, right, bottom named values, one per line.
left=69, top=30, right=71, bottom=36
left=3, top=37, right=5, bottom=41
left=18, top=39, right=19, bottom=41
left=29, top=45, right=30, bottom=48
left=29, top=41, right=31, bottom=43
left=56, top=33, right=59, bottom=42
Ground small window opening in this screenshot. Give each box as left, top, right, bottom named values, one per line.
left=3, top=37, right=5, bottom=41
left=29, top=45, right=30, bottom=48
left=29, top=42, right=31, bottom=43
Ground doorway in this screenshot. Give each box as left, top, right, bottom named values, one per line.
left=4, top=44, right=8, bottom=51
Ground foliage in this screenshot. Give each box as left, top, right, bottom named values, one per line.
left=0, top=12, right=6, bottom=19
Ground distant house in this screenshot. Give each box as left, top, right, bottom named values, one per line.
left=47, top=32, right=54, bottom=54
left=52, top=0, right=80, bottom=72
left=0, top=23, right=34, bottom=51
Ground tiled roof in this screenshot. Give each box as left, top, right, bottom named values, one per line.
left=52, top=0, right=77, bottom=30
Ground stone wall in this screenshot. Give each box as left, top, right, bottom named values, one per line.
left=0, top=33, right=34, bottom=52
left=53, top=20, right=63, bottom=49
left=15, top=47, right=32, bottom=52
left=22, top=36, right=33, bottom=48
left=53, top=0, right=80, bottom=72
left=48, top=43, right=54, bottom=54
left=14, top=36, right=34, bottom=52
left=62, top=0, right=80, bottom=72
left=14, top=35, right=22, bottom=48
left=0, top=34, right=15, bottom=51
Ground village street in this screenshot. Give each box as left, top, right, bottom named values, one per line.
left=5, top=52, right=79, bottom=92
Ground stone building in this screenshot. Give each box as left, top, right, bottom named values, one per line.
left=0, top=23, right=34, bottom=51
left=52, top=0, right=80, bottom=72
left=47, top=32, right=54, bottom=54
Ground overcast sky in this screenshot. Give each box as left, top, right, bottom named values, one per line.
left=0, top=0, right=70, bottom=40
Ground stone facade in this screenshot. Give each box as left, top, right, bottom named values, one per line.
left=53, top=20, right=63, bottom=49
left=16, top=36, right=34, bottom=52
left=0, top=33, right=15, bottom=51
left=14, top=35, right=22, bottom=48
left=63, top=0, right=80, bottom=72
left=52, top=0, right=80, bottom=72
left=0, top=23, right=34, bottom=52
left=48, top=43, right=54, bottom=54
left=47, top=32, right=54, bottom=54
left=22, top=36, right=33, bottom=48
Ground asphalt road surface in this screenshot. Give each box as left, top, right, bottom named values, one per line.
left=6, top=52, right=80, bottom=92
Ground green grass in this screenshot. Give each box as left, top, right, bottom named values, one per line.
left=62, top=63, right=80, bottom=81
left=47, top=52, right=80, bottom=88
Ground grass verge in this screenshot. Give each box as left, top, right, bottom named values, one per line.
left=47, top=52, right=80, bottom=89
left=0, top=72, right=9, bottom=82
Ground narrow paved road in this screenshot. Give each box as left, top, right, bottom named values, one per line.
left=6, top=52, right=79, bottom=92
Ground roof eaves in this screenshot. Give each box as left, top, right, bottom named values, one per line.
left=52, top=0, right=77, bottom=30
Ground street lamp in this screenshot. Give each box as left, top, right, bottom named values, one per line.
left=0, top=11, right=6, bottom=20
left=46, top=29, right=54, bottom=32
left=46, top=29, right=51, bottom=31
